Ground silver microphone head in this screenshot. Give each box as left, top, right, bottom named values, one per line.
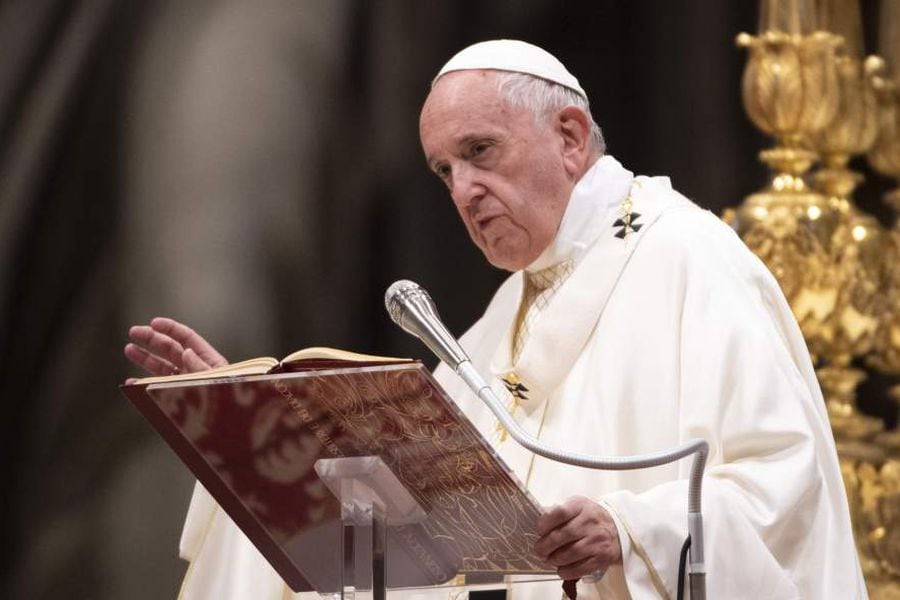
left=384, top=280, right=427, bottom=331
left=384, top=280, right=469, bottom=369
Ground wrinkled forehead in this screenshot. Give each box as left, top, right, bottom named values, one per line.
left=421, top=70, right=503, bottom=118
left=419, top=69, right=544, bottom=140
left=418, top=70, right=543, bottom=158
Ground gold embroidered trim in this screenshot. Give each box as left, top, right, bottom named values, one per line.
left=600, top=501, right=671, bottom=600
left=512, top=261, right=575, bottom=362
left=176, top=503, right=220, bottom=600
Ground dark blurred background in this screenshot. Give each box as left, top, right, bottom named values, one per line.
left=0, top=1, right=895, bottom=598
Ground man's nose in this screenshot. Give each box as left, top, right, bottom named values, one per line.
left=450, top=164, right=485, bottom=208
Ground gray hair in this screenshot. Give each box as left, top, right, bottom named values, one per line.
left=495, top=71, right=605, bottom=155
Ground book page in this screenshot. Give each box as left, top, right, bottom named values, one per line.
left=133, top=357, right=279, bottom=385
left=280, top=346, right=408, bottom=364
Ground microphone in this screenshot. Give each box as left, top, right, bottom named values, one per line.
left=384, top=279, right=708, bottom=598
left=384, top=280, right=469, bottom=370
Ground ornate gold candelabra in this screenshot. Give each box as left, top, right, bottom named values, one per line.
left=805, top=48, right=884, bottom=440
left=809, top=47, right=900, bottom=598
left=868, top=80, right=900, bottom=206
left=733, top=21, right=841, bottom=329
left=861, top=34, right=900, bottom=596
left=735, top=2, right=900, bottom=595
left=866, top=58, right=900, bottom=390
left=868, top=0, right=900, bottom=407
left=868, top=0, right=900, bottom=210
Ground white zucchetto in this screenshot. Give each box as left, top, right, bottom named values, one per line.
left=434, top=39, right=586, bottom=98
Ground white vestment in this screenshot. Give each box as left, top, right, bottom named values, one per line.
left=177, top=156, right=866, bottom=599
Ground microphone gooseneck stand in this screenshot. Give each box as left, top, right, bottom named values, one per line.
left=385, top=280, right=709, bottom=600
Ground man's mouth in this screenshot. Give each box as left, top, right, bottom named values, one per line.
left=475, top=214, right=504, bottom=229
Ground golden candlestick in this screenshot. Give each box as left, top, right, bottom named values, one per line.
left=878, top=0, right=900, bottom=76
left=864, top=3, right=900, bottom=415
left=733, top=27, right=841, bottom=319
left=867, top=58, right=900, bottom=390
left=811, top=2, right=900, bottom=591
left=841, top=442, right=900, bottom=594
left=865, top=71, right=900, bottom=585
left=759, top=0, right=817, bottom=35
left=815, top=0, right=865, bottom=59
left=868, top=60, right=900, bottom=215
left=804, top=45, right=885, bottom=439
left=736, top=3, right=900, bottom=594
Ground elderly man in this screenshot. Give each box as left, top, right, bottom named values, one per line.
left=126, top=41, right=865, bottom=598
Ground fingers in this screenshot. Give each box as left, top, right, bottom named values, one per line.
left=124, top=342, right=178, bottom=376
left=124, top=317, right=229, bottom=378
left=129, top=325, right=185, bottom=366
left=557, top=554, right=605, bottom=581
left=151, top=317, right=227, bottom=368
left=534, top=497, right=622, bottom=573
left=547, top=532, right=609, bottom=567
left=534, top=513, right=584, bottom=559
left=182, top=348, right=211, bottom=373
left=537, top=500, right=581, bottom=536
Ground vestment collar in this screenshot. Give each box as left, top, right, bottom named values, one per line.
left=489, top=172, right=690, bottom=411
left=526, top=154, right=634, bottom=273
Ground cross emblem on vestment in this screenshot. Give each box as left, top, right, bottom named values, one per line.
left=502, top=372, right=529, bottom=401
left=614, top=184, right=642, bottom=240
left=495, top=372, right=529, bottom=443
left=613, top=211, right=643, bottom=239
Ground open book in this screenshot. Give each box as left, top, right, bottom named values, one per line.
left=134, top=346, right=412, bottom=384
left=122, top=348, right=553, bottom=593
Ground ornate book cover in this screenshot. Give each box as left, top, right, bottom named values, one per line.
left=121, top=361, right=553, bottom=593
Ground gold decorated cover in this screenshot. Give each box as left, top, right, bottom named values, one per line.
left=127, top=362, right=553, bottom=593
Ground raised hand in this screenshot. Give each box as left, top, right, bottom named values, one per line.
left=533, top=496, right=622, bottom=581
left=124, top=317, right=228, bottom=381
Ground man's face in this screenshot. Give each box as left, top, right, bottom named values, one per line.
left=419, top=71, right=575, bottom=271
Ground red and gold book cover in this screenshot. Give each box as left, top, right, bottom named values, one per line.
left=122, top=362, right=552, bottom=593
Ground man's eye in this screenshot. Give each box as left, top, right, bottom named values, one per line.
left=472, top=142, right=492, bottom=156
left=435, top=165, right=451, bottom=179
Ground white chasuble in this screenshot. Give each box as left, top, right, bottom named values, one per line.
left=175, top=156, right=865, bottom=599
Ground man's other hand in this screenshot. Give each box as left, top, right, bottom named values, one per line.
left=124, top=317, right=228, bottom=382
left=534, top=496, right=622, bottom=580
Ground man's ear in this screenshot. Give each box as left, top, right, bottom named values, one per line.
left=556, top=106, right=592, bottom=178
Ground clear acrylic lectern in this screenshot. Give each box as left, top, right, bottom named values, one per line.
left=125, top=363, right=560, bottom=598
